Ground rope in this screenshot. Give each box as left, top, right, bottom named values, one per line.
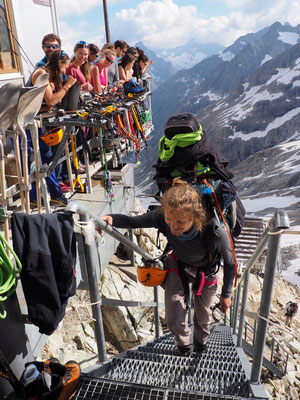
left=256, top=312, right=297, bottom=338
left=0, top=232, right=22, bottom=319
left=66, top=300, right=102, bottom=322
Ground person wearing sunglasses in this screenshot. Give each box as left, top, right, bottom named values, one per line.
left=90, top=46, right=116, bottom=94
left=88, top=43, right=100, bottom=65
left=35, top=33, right=62, bottom=68
left=105, top=40, right=128, bottom=88
left=66, top=41, right=93, bottom=92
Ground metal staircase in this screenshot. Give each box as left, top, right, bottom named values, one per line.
left=74, top=326, right=267, bottom=400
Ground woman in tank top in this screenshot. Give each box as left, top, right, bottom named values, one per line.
left=90, top=47, right=116, bottom=94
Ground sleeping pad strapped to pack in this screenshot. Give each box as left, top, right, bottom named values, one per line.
left=153, top=113, right=245, bottom=239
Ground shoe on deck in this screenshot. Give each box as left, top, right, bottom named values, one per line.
left=194, top=342, right=207, bottom=354
left=57, top=360, right=81, bottom=400
left=50, top=195, right=68, bottom=206
left=59, top=182, right=71, bottom=193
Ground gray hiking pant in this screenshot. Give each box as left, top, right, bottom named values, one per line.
left=164, top=254, right=218, bottom=347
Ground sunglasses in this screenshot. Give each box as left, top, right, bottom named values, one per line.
left=105, top=56, right=113, bottom=64
left=44, top=43, right=60, bottom=50
left=59, top=50, right=67, bottom=59
left=77, top=40, right=88, bottom=46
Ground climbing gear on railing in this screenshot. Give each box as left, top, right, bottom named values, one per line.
left=131, top=105, right=148, bottom=149
left=0, top=230, right=22, bottom=318
left=100, top=148, right=114, bottom=200
left=70, top=131, right=85, bottom=193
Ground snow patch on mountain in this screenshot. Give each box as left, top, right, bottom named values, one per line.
left=266, top=59, right=300, bottom=86
left=278, top=31, right=300, bottom=45
left=242, top=194, right=299, bottom=212
left=230, top=107, right=300, bottom=141
left=201, top=91, right=222, bottom=102
left=261, top=54, right=273, bottom=65
left=220, top=51, right=235, bottom=62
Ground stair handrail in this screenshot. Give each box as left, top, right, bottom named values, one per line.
left=230, top=210, right=290, bottom=384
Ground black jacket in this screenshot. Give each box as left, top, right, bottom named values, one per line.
left=11, top=213, right=76, bottom=335
left=110, top=210, right=235, bottom=298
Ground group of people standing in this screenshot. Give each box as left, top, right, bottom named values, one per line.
left=33, top=33, right=152, bottom=104
left=27, top=33, right=152, bottom=205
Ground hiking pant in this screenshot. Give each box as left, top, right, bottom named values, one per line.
left=164, top=254, right=218, bottom=347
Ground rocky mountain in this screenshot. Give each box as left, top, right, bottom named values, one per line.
left=232, top=140, right=300, bottom=224
left=136, top=40, right=224, bottom=91
left=135, top=42, right=177, bottom=91
left=201, top=41, right=300, bottom=166
left=152, top=22, right=300, bottom=133
left=155, top=39, right=225, bottom=71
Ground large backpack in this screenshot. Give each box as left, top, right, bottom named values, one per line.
left=153, top=113, right=245, bottom=239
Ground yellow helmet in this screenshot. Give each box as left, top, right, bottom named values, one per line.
left=41, top=127, right=63, bottom=146
left=137, top=264, right=167, bottom=287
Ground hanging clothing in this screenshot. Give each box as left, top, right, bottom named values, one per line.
left=11, top=213, right=77, bottom=335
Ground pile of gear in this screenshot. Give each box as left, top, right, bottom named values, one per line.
left=0, top=351, right=80, bottom=400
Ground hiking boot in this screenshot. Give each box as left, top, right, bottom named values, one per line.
left=194, top=341, right=207, bottom=354
left=50, top=195, right=68, bottom=207
left=57, top=360, right=81, bottom=400
left=44, top=358, right=60, bottom=375
left=176, top=344, right=193, bottom=357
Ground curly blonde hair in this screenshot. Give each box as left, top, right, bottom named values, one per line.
left=161, top=178, right=207, bottom=232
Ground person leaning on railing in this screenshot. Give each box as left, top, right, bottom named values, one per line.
left=28, top=50, right=77, bottom=206
left=67, top=41, right=93, bottom=92
left=90, top=47, right=116, bottom=94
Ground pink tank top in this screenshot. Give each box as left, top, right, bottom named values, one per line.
left=95, top=63, right=106, bottom=86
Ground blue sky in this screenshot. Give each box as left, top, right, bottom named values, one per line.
left=56, top=0, right=300, bottom=55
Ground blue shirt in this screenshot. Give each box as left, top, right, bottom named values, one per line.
left=35, top=55, right=48, bottom=68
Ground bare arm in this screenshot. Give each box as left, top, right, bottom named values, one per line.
left=140, top=60, right=152, bottom=76
left=118, top=65, right=126, bottom=84
left=90, top=64, right=102, bottom=94
left=32, top=70, right=76, bottom=107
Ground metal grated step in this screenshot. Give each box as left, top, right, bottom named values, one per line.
left=102, top=357, right=248, bottom=396
left=74, top=376, right=262, bottom=400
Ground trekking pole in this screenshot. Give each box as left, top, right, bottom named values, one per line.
left=70, top=131, right=84, bottom=193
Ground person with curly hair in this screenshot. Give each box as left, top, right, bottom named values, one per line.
left=100, top=178, right=235, bottom=356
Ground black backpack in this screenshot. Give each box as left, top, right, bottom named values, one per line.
left=153, top=113, right=245, bottom=239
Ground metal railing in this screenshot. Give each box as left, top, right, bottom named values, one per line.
left=65, top=201, right=162, bottom=362
left=217, top=210, right=290, bottom=381
left=66, top=201, right=290, bottom=384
